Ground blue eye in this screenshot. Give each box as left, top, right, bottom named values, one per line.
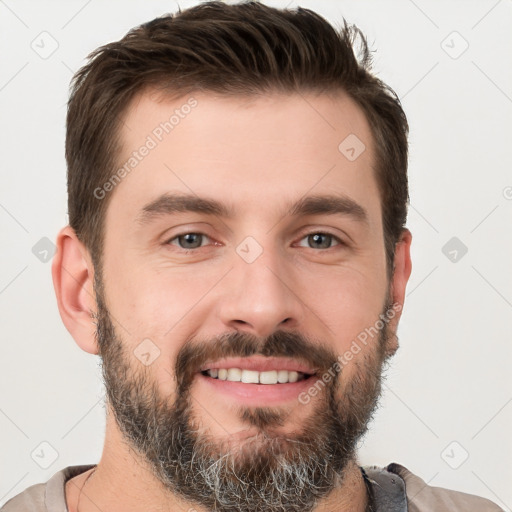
left=165, top=231, right=343, bottom=252
left=298, top=233, right=341, bottom=249
left=168, top=233, right=209, bottom=249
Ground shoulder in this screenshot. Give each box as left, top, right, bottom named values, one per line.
left=0, top=482, right=46, bottom=511
left=385, top=462, right=504, bottom=512
left=0, top=464, right=96, bottom=512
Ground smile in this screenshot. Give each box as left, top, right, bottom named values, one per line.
left=197, top=357, right=319, bottom=404
left=201, top=368, right=312, bottom=384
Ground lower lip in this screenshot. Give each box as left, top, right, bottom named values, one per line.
left=197, top=372, right=317, bottom=405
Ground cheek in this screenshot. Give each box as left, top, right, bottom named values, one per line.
left=102, top=261, right=223, bottom=394
left=105, top=258, right=213, bottom=335
left=292, top=263, right=388, bottom=345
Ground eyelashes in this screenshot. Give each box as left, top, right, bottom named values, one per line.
left=165, top=231, right=345, bottom=252
left=166, top=232, right=212, bottom=250
left=296, top=232, right=343, bottom=250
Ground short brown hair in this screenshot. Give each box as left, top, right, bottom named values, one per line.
left=66, top=0, right=408, bottom=279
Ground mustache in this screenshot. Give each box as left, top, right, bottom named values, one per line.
left=175, top=330, right=339, bottom=392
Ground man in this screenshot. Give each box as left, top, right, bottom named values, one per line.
left=1, top=1, right=503, bottom=511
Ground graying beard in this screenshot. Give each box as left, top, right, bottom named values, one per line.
left=101, top=347, right=382, bottom=512
left=155, top=413, right=346, bottom=512
left=194, top=448, right=338, bottom=512
left=96, top=290, right=389, bottom=512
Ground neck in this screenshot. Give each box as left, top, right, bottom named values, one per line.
left=66, top=414, right=369, bottom=512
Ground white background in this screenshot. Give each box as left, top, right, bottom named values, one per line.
left=0, top=0, right=511, bottom=509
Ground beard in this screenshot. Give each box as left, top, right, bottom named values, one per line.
left=92, top=275, right=395, bottom=512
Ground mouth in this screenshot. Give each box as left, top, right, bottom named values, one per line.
left=200, top=368, right=314, bottom=384
left=196, top=357, right=319, bottom=405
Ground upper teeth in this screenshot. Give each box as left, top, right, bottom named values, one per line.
left=205, top=368, right=305, bottom=384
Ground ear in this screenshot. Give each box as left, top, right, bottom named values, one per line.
left=51, top=225, right=99, bottom=355
left=385, top=228, right=413, bottom=355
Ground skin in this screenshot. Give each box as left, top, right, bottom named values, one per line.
left=53, top=90, right=412, bottom=512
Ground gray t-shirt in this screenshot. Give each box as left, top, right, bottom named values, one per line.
left=0, top=462, right=504, bottom=511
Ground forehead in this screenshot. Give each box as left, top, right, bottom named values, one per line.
left=105, top=89, right=380, bottom=230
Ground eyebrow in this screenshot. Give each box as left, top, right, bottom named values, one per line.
left=136, top=192, right=369, bottom=226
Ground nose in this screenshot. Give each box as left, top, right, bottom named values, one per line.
left=218, top=248, right=304, bottom=339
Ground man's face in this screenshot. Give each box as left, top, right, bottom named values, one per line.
left=93, top=91, right=400, bottom=511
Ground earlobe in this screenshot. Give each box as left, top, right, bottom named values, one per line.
left=51, top=226, right=99, bottom=355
